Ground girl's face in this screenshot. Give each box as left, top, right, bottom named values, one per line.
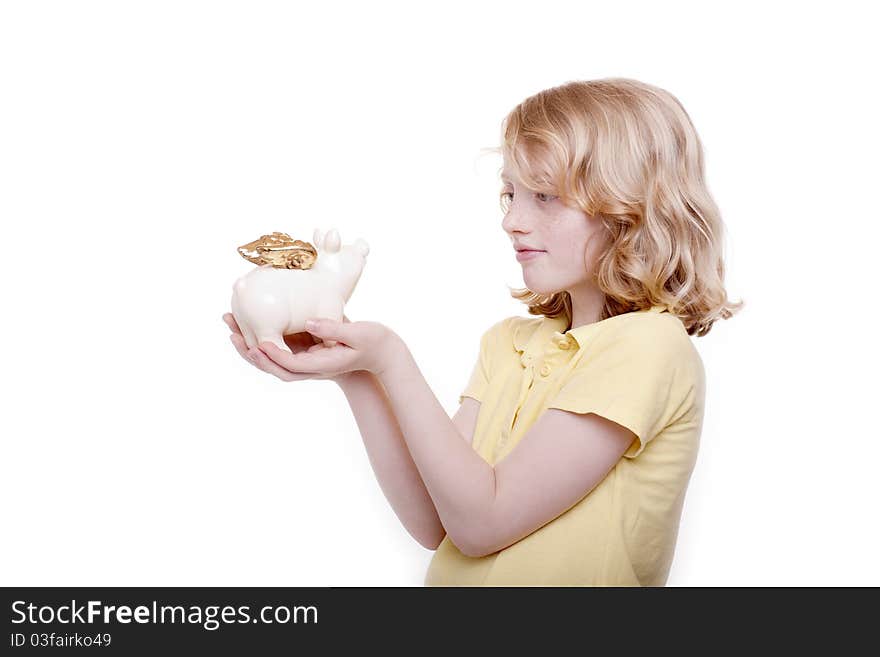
left=500, top=171, right=608, bottom=296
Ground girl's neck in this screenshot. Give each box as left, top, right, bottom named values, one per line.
left=568, top=285, right=606, bottom=330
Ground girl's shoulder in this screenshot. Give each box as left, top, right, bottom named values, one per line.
left=471, top=315, right=539, bottom=359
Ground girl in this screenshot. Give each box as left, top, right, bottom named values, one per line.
left=223, top=77, right=742, bottom=586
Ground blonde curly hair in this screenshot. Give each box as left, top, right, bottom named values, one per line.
left=484, top=77, right=743, bottom=337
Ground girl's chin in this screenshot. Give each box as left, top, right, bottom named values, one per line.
left=522, top=281, right=559, bottom=296
left=523, top=274, right=569, bottom=296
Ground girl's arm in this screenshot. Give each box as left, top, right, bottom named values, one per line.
left=375, top=342, right=500, bottom=557
left=253, top=318, right=635, bottom=558
left=335, top=370, right=479, bottom=550
left=377, top=338, right=636, bottom=558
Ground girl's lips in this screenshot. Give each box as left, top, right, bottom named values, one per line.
left=516, top=249, right=545, bottom=262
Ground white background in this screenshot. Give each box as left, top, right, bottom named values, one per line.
left=1, top=0, right=877, bottom=586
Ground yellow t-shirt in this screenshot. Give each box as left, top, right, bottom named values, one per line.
left=424, top=305, right=706, bottom=586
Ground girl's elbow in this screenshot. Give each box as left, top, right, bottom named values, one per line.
left=425, top=515, right=494, bottom=556
left=419, top=536, right=443, bottom=551
left=448, top=528, right=492, bottom=558
left=415, top=527, right=446, bottom=551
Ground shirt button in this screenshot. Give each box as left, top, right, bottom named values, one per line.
left=557, top=340, right=571, bottom=350
left=540, top=364, right=551, bottom=376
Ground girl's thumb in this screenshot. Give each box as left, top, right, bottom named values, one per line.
left=306, top=318, right=348, bottom=349
left=305, top=318, right=335, bottom=334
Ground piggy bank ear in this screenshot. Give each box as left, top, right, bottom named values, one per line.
left=324, top=228, right=341, bottom=253
left=313, top=228, right=325, bottom=250
left=354, top=238, right=370, bottom=256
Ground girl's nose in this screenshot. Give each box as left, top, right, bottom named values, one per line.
left=502, top=207, right=527, bottom=234
left=502, top=219, right=533, bottom=242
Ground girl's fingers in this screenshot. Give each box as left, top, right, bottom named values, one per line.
left=223, top=313, right=243, bottom=336
left=229, top=333, right=252, bottom=361
left=249, top=347, right=302, bottom=381
left=230, top=333, right=283, bottom=374
left=259, top=341, right=334, bottom=373
left=251, top=345, right=316, bottom=382
left=230, top=332, right=313, bottom=382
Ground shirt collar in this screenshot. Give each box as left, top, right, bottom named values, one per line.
left=513, top=304, right=670, bottom=357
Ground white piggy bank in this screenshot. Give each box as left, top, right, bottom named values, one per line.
left=231, top=227, right=369, bottom=353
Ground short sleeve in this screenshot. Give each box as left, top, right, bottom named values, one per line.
left=458, top=319, right=507, bottom=405
left=546, top=321, right=697, bottom=459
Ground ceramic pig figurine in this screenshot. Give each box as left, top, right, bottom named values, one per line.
left=231, top=227, right=369, bottom=353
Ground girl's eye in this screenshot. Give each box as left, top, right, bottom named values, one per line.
left=500, top=191, right=556, bottom=202
left=499, top=190, right=556, bottom=211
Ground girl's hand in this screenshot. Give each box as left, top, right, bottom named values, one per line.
left=223, top=312, right=354, bottom=383
left=257, top=317, right=401, bottom=379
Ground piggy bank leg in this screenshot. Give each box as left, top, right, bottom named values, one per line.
left=231, top=309, right=259, bottom=350
left=255, top=332, right=292, bottom=354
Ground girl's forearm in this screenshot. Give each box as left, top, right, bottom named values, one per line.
left=336, top=370, right=446, bottom=550
left=376, top=339, right=497, bottom=558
